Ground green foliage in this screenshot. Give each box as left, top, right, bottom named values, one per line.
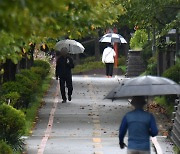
left=141, top=41, right=153, bottom=66
left=0, top=31, right=22, bottom=65
left=118, top=65, right=126, bottom=74
left=154, top=63, right=180, bottom=117
left=23, top=76, right=51, bottom=135
left=130, top=30, right=148, bottom=50
left=0, top=60, right=50, bottom=108
left=72, top=56, right=126, bottom=74
left=145, top=56, right=157, bottom=75
left=19, top=69, right=41, bottom=88
left=31, top=66, right=48, bottom=80
left=162, top=63, right=180, bottom=83
left=118, top=56, right=126, bottom=66
left=154, top=96, right=174, bottom=116
left=15, top=74, right=34, bottom=96
left=1, top=80, right=30, bottom=108
left=174, top=146, right=180, bottom=154
left=80, top=56, right=96, bottom=64
left=0, top=81, right=21, bottom=95
left=0, top=92, right=20, bottom=108
left=162, top=63, right=180, bottom=106
left=0, top=0, right=124, bottom=66
left=73, top=61, right=104, bottom=74
left=0, top=104, right=26, bottom=151
left=117, top=0, right=179, bottom=31
left=33, top=60, right=50, bottom=76
left=0, top=140, right=13, bottom=154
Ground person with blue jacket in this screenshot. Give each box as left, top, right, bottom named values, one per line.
left=119, top=96, right=158, bottom=154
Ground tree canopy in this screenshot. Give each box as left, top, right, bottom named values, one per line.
left=116, top=0, right=179, bottom=32
left=0, top=0, right=179, bottom=65
left=0, top=0, right=124, bottom=64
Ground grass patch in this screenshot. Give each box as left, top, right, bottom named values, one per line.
left=23, top=75, right=51, bottom=135
left=72, top=61, right=104, bottom=74
left=154, top=96, right=174, bottom=116
left=174, top=146, right=180, bottom=154
left=118, top=65, right=126, bottom=74
left=72, top=56, right=126, bottom=74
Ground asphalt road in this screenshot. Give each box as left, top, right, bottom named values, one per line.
left=25, top=75, right=157, bottom=154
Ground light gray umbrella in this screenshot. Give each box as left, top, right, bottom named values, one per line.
left=105, top=75, right=180, bottom=99
left=55, top=39, right=85, bottom=54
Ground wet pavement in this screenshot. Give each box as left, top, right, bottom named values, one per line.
left=25, top=75, right=174, bottom=154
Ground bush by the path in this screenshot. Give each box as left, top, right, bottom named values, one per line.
left=162, top=63, right=180, bottom=83
left=0, top=60, right=51, bottom=108
left=0, top=104, right=26, bottom=151
left=0, top=59, right=51, bottom=152
left=33, top=60, right=50, bottom=77
left=0, top=140, right=13, bottom=154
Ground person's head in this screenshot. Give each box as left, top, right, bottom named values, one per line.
left=131, top=96, right=146, bottom=109
left=60, top=47, right=68, bottom=57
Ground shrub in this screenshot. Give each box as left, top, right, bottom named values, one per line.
left=162, top=64, right=180, bottom=83
left=15, top=74, right=34, bottom=93
left=146, top=56, right=157, bottom=75
left=0, top=104, right=26, bottom=151
left=154, top=96, right=174, bottom=116
left=19, top=69, right=41, bottom=88
left=141, top=41, right=153, bottom=66
left=0, top=81, right=20, bottom=95
left=31, top=66, right=47, bottom=79
left=0, top=140, right=13, bottom=154
left=15, top=74, right=34, bottom=105
left=72, top=61, right=104, bottom=74
left=1, top=81, right=30, bottom=108
left=33, top=60, right=50, bottom=76
left=118, top=56, right=126, bottom=66
left=162, top=64, right=180, bottom=106
left=81, top=56, right=96, bottom=64
left=0, top=92, right=20, bottom=108
left=130, top=30, right=148, bottom=50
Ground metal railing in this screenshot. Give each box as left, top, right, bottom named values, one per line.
left=171, top=98, right=180, bottom=148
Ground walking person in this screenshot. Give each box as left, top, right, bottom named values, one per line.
left=119, top=96, right=158, bottom=154
left=102, top=43, right=116, bottom=78
left=55, top=47, right=74, bottom=103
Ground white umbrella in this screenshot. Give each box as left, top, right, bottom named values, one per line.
left=55, top=39, right=85, bottom=54
left=105, top=75, right=180, bottom=99
left=99, top=33, right=127, bottom=43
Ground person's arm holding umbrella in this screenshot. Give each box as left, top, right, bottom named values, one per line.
left=119, top=115, right=128, bottom=149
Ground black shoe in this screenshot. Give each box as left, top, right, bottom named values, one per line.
left=68, top=95, right=71, bottom=101
left=62, top=100, right=66, bottom=103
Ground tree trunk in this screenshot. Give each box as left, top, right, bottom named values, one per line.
left=94, top=37, right=100, bottom=61
left=3, top=59, right=17, bottom=82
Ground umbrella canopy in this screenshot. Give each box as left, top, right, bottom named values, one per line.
left=105, top=75, right=180, bottom=99
left=99, top=33, right=127, bottom=43
left=55, top=39, right=85, bottom=54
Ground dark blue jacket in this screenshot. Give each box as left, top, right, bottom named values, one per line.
left=119, top=109, right=158, bottom=151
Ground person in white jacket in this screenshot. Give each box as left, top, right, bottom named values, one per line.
left=102, top=43, right=116, bottom=77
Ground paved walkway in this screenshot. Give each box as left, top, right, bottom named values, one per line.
left=25, top=75, right=174, bottom=154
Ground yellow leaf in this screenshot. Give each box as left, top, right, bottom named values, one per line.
left=42, top=44, right=46, bottom=49
left=22, top=48, right=26, bottom=53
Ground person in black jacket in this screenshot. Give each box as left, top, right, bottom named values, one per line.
left=55, top=47, right=74, bottom=103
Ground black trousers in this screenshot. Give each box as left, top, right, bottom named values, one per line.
left=59, top=76, right=73, bottom=101
left=105, top=63, right=114, bottom=76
